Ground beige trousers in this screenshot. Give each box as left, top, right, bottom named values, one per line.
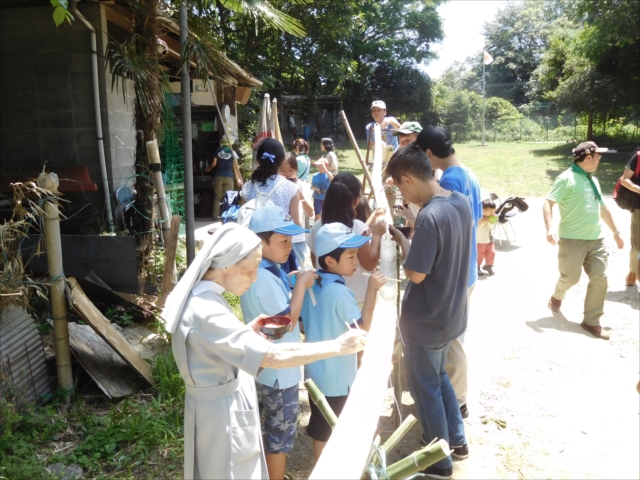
left=213, top=176, right=235, bottom=219
left=553, top=238, right=608, bottom=326
left=445, top=283, right=474, bottom=406
left=630, top=209, right=640, bottom=273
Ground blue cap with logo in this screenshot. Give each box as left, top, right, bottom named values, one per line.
left=315, top=222, right=370, bottom=257
left=248, top=204, right=309, bottom=236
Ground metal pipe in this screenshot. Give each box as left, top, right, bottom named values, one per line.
left=70, top=2, right=115, bottom=232
left=180, top=4, right=195, bottom=265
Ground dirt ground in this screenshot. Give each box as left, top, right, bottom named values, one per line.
left=287, top=196, right=640, bottom=479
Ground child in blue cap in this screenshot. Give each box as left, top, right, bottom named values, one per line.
left=240, top=204, right=317, bottom=480
left=301, top=222, right=385, bottom=460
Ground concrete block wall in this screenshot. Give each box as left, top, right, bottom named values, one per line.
left=0, top=4, right=135, bottom=231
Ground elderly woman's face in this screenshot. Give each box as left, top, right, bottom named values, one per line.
left=224, top=246, right=262, bottom=296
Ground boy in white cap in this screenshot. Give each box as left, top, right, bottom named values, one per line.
left=301, top=222, right=385, bottom=460
left=366, top=100, right=401, bottom=149
left=240, top=204, right=317, bottom=480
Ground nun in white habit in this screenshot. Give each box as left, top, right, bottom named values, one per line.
left=163, top=223, right=368, bottom=480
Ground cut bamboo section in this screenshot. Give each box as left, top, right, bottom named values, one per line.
left=386, top=439, right=450, bottom=479
left=304, top=378, right=338, bottom=428
left=340, top=110, right=377, bottom=206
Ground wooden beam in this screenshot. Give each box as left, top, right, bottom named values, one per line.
left=104, top=3, right=134, bottom=32
left=66, top=277, right=156, bottom=385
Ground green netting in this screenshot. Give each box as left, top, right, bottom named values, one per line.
left=160, top=105, right=185, bottom=229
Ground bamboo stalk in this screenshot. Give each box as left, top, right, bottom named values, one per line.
left=382, top=414, right=416, bottom=455
left=304, top=379, right=338, bottom=428
left=392, top=341, right=404, bottom=427
left=340, top=111, right=377, bottom=205
left=385, top=439, right=450, bottom=479
left=37, top=173, right=73, bottom=402
left=361, top=434, right=381, bottom=479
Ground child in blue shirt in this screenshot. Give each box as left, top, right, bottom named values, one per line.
left=240, top=204, right=316, bottom=480
left=301, top=222, right=385, bottom=460
left=311, top=160, right=332, bottom=221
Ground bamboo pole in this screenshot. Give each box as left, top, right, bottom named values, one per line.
left=385, top=439, right=450, bottom=479
left=371, top=414, right=416, bottom=467
left=382, top=414, right=417, bottom=455
left=304, top=379, right=338, bottom=427
left=392, top=340, right=403, bottom=427
left=36, top=172, right=73, bottom=401
left=161, top=215, right=182, bottom=295
left=340, top=111, right=377, bottom=205
left=147, top=140, right=170, bottom=246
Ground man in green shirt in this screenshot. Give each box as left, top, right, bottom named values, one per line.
left=543, top=141, right=624, bottom=339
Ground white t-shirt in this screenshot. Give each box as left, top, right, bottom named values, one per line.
left=240, top=175, right=299, bottom=213
left=323, top=152, right=339, bottom=175
left=307, top=219, right=371, bottom=303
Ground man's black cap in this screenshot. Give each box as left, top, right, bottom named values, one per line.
left=416, top=126, right=453, bottom=153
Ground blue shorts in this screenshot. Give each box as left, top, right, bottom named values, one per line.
left=314, top=199, right=323, bottom=215
left=256, top=381, right=299, bottom=453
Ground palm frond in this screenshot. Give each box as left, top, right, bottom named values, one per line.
left=217, top=0, right=307, bottom=37
left=182, top=20, right=261, bottom=86
left=105, top=35, right=168, bottom=121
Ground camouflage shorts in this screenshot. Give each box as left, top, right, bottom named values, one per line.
left=256, top=381, right=299, bottom=453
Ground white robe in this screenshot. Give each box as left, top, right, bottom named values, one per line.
left=172, top=282, right=271, bottom=479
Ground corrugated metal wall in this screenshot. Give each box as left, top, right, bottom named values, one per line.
left=0, top=306, right=51, bottom=404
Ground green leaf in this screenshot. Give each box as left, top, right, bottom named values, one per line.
left=50, top=0, right=60, bottom=6
left=53, top=5, right=66, bottom=27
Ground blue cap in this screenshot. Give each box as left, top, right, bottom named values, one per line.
left=248, top=204, right=309, bottom=236
left=315, top=222, right=370, bottom=257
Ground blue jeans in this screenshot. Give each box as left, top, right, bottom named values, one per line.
left=404, top=342, right=466, bottom=470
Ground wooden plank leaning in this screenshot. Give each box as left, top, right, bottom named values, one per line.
left=66, top=277, right=156, bottom=385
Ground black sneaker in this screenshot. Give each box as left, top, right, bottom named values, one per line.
left=460, top=403, right=469, bottom=418
left=478, top=269, right=486, bottom=276
left=483, top=265, right=494, bottom=275
left=422, top=465, right=453, bottom=479
left=451, top=443, right=469, bottom=459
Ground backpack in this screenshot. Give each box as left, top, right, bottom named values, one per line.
left=237, top=178, right=288, bottom=227
left=613, top=150, right=640, bottom=211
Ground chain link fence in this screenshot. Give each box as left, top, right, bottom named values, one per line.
left=485, top=111, right=640, bottom=142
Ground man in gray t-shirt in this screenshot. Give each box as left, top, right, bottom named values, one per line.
left=386, top=144, right=472, bottom=477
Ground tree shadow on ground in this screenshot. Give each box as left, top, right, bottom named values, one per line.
left=525, top=313, right=610, bottom=338
left=606, top=289, right=640, bottom=310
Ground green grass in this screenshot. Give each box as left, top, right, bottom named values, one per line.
left=307, top=140, right=636, bottom=198
left=1, top=345, right=185, bottom=479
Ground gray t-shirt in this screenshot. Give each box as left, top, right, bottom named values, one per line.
left=400, top=191, right=473, bottom=347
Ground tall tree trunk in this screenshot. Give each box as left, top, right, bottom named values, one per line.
left=130, top=0, right=161, bottom=251
left=587, top=110, right=594, bottom=140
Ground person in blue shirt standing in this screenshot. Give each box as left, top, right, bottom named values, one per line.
left=416, top=127, right=482, bottom=421
left=366, top=100, right=400, bottom=150
left=311, top=159, right=332, bottom=221
left=301, top=222, right=385, bottom=461
left=240, top=204, right=317, bottom=480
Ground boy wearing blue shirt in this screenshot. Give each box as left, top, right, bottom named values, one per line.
left=301, top=222, right=385, bottom=460
left=311, top=160, right=332, bottom=221
left=240, top=204, right=316, bottom=480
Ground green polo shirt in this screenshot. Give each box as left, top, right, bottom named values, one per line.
left=547, top=167, right=603, bottom=240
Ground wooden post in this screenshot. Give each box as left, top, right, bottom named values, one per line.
left=161, top=215, right=182, bottom=295
left=340, top=111, right=377, bottom=205
left=36, top=172, right=73, bottom=400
